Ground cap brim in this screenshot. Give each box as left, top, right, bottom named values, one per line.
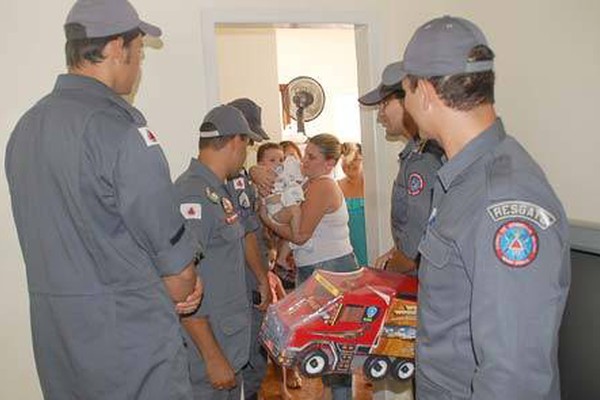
left=252, top=125, right=270, bottom=142
left=139, top=21, right=162, bottom=37
left=381, top=61, right=407, bottom=86
left=358, top=84, right=386, bottom=106
left=244, top=130, right=263, bottom=142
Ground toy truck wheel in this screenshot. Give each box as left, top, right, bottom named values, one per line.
left=300, top=350, right=329, bottom=377
left=392, top=359, right=415, bottom=380
left=363, top=356, right=391, bottom=381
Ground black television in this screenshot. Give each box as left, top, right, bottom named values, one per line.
left=559, top=222, right=600, bottom=400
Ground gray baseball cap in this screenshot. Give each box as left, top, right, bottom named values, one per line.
left=359, top=63, right=406, bottom=105
left=227, top=98, right=270, bottom=141
left=382, top=15, right=493, bottom=85
left=64, top=0, right=162, bottom=40
left=199, top=105, right=262, bottom=141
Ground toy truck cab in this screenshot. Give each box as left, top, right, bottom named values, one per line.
left=260, top=267, right=417, bottom=381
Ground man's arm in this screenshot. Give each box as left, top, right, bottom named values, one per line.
left=162, top=262, right=203, bottom=315
left=181, top=317, right=237, bottom=390
left=470, top=201, right=570, bottom=399
left=244, top=231, right=272, bottom=311
left=111, top=125, right=204, bottom=312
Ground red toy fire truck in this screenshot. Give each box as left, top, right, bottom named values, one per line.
left=260, top=267, right=418, bottom=381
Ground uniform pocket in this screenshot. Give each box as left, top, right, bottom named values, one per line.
left=217, top=310, right=251, bottom=371
left=417, top=229, right=466, bottom=317
left=217, top=223, right=244, bottom=242
left=418, top=229, right=452, bottom=269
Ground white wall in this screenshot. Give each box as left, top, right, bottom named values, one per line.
left=1, top=0, right=599, bottom=397
left=216, top=26, right=282, bottom=141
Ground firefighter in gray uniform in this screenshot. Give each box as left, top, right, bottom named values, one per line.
left=359, top=64, right=444, bottom=274
left=384, top=16, right=571, bottom=400
left=4, top=1, right=202, bottom=399
left=227, top=98, right=272, bottom=400
left=175, top=105, right=262, bottom=400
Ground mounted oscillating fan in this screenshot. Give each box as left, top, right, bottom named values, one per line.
left=283, top=76, right=325, bottom=136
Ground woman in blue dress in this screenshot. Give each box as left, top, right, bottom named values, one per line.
left=338, top=143, right=368, bottom=266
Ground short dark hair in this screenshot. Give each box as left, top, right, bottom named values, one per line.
left=198, top=135, right=236, bottom=151
left=65, top=24, right=143, bottom=68
left=257, top=142, right=282, bottom=163
left=407, top=45, right=495, bottom=111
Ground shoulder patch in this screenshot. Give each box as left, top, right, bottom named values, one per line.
left=407, top=172, right=425, bottom=196
left=494, top=221, right=538, bottom=267
left=180, top=203, right=202, bottom=220
left=138, top=127, right=160, bottom=147
left=487, top=200, right=557, bottom=230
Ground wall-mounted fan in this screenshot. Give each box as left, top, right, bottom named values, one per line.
left=282, top=76, right=325, bottom=136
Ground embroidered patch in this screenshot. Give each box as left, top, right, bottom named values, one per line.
left=205, top=187, right=220, bottom=204
left=494, top=221, right=538, bottom=268
left=138, top=127, right=159, bottom=147
left=238, top=191, right=251, bottom=209
left=487, top=201, right=556, bottom=230
left=180, top=203, right=201, bottom=220
left=221, top=197, right=234, bottom=215
left=233, top=177, right=246, bottom=190
left=407, top=172, right=425, bottom=196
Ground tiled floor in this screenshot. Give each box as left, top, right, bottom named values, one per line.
left=258, top=362, right=373, bottom=400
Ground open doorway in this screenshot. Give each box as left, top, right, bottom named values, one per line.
left=202, top=14, right=411, bottom=398
left=215, top=25, right=362, bottom=152
left=208, top=20, right=386, bottom=265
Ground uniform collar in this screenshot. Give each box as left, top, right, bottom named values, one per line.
left=54, top=74, right=146, bottom=125
left=399, top=137, right=419, bottom=160
left=437, top=118, right=506, bottom=191
left=188, top=158, right=226, bottom=190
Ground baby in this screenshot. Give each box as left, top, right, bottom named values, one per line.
left=264, top=152, right=305, bottom=220
left=255, top=142, right=304, bottom=391
left=256, top=143, right=304, bottom=270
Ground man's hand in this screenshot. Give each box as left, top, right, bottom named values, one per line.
left=175, top=277, right=203, bottom=315
left=256, top=281, right=273, bottom=312
left=206, top=353, right=237, bottom=390
left=376, top=247, right=417, bottom=273
left=249, top=165, right=276, bottom=197
left=374, top=247, right=395, bottom=269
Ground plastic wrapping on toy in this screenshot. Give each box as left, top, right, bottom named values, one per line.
left=259, top=267, right=418, bottom=379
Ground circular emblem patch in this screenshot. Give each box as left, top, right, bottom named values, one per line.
left=494, top=221, right=538, bottom=267
left=407, top=172, right=425, bottom=196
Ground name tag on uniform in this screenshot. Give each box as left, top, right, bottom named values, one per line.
left=180, top=203, right=202, bottom=220
left=138, top=127, right=160, bottom=147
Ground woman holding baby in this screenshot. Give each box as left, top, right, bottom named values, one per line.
left=259, top=133, right=358, bottom=400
